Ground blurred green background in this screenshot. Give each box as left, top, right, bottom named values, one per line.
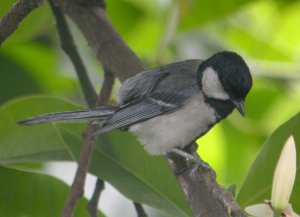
left=0, top=0, right=300, bottom=216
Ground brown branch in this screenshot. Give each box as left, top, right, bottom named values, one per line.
left=52, top=0, right=246, bottom=216
left=49, top=0, right=97, bottom=107
left=52, top=0, right=145, bottom=82
left=48, top=2, right=116, bottom=216
left=61, top=71, right=115, bottom=217
left=62, top=124, right=97, bottom=217
left=97, top=69, right=115, bottom=105
left=87, top=179, right=105, bottom=217
left=167, top=143, right=246, bottom=217
left=85, top=70, right=114, bottom=217
left=0, top=0, right=44, bottom=45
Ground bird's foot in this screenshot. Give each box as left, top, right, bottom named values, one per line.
left=170, top=148, right=209, bottom=175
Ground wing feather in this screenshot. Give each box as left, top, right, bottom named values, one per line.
left=93, top=62, right=201, bottom=135
left=93, top=92, right=186, bottom=135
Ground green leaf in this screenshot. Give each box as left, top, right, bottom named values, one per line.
left=0, top=96, right=84, bottom=164
left=237, top=112, right=300, bottom=213
left=106, top=0, right=144, bottom=36
left=0, top=166, right=104, bottom=217
left=178, top=0, right=257, bottom=29
left=245, top=81, right=283, bottom=121
left=0, top=96, right=191, bottom=216
left=224, top=27, right=291, bottom=61
left=1, top=42, right=78, bottom=94
left=0, top=53, right=41, bottom=104
left=58, top=125, right=192, bottom=217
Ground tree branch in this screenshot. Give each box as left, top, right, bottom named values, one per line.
left=0, top=0, right=44, bottom=45
left=52, top=0, right=145, bottom=82
left=88, top=179, right=104, bottom=217
left=61, top=70, right=115, bottom=217
left=85, top=70, right=114, bottom=217
left=62, top=124, right=97, bottom=217
left=48, top=2, right=116, bottom=216
left=97, top=69, right=115, bottom=105
left=133, top=202, right=148, bottom=217
left=167, top=143, right=246, bottom=217
left=49, top=0, right=97, bottom=107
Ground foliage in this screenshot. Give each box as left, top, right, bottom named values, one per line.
left=0, top=165, right=103, bottom=217
left=237, top=113, right=300, bottom=213
left=0, top=0, right=300, bottom=216
left=0, top=96, right=191, bottom=216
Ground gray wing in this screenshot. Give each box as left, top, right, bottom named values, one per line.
left=94, top=59, right=202, bottom=135
left=118, top=59, right=202, bottom=104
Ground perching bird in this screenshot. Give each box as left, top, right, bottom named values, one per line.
left=19, top=51, right=252, bottom=162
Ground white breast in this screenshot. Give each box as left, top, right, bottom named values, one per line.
left=129, top=93, right=217, bottom=155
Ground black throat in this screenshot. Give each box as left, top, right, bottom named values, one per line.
left=205, top=97, right=235, bottom=122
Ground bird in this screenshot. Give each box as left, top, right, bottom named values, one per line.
left=18, top=51, right=252, bottom=165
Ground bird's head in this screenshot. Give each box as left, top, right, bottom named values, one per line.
left=197, top=51, right=252, bottom=116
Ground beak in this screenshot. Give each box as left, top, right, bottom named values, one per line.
left=232, top=99, right=246, bottom=117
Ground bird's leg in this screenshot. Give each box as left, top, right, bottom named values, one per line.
left=170, top=148, right=198, bottom=163
left=170, top=148, right=209, bottom=175
left=91, top=120, right=105, bottom=126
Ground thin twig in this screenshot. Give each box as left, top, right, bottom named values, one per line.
left=97, top=69, right=115, bottom=105
left=0, top=0, right=44, bottom=45
left=61, top=72, right=115, bottom=217
left=52, top=0, right=144, bottom=82
left=88, top=179, right=105, bottom=217
left=62, top=124, right=97, bottom=217
left=86, top=70, right=114, bottom=217
left=49, top=0, right=97, bottom=107
left=49, top=1, right=115, bottom=217
left=133, top=202, right=147, bottom=217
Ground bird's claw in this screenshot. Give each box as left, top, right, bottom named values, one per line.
left=169, top=148, right=210, bottom=176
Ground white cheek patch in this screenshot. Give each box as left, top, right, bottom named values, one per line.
left=201, top=67, right=230, bottom=100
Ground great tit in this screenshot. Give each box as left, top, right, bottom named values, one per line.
left=19, top=51, right=252, bottom=161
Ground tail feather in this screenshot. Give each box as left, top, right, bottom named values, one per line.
left=18, top=106, right=118, bottom=125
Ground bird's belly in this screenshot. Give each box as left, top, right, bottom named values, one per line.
left=129, top=93, right=217, bottom=155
